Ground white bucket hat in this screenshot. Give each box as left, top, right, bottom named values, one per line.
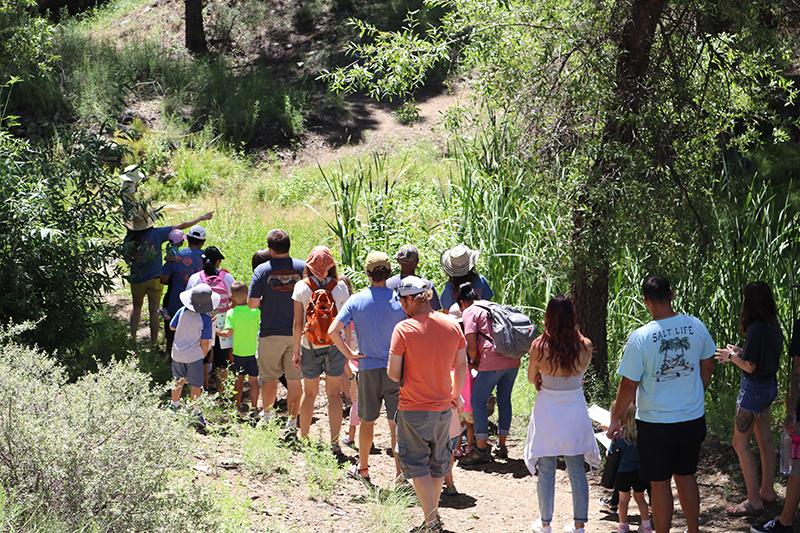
left=179, top=283, right=221, bottom=314
left=440, top=244, right=480, bottom=278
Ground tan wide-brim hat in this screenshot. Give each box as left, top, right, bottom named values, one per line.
left=123, top=209, right=159, bottom=232
left=440, top=244, right=480, bottom=277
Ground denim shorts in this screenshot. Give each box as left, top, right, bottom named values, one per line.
left=171, top=360, right=204, bottom=388
left=737, top=376, right=777, bottom=414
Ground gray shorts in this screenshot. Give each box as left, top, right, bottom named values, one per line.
left=171, top=360, right=204, bottom=388
left=301, top=345, right=345, bottom=379
left=357, top=368, right=400, bottom=422
left=395, top=410, right=453, bottom=479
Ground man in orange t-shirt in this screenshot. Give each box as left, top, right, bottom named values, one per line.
left=388, top=276, right=467, bottom=533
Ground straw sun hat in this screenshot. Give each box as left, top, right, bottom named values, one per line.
left=440, top=244, right=480, bottom=278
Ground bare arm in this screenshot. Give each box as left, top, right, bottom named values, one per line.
left=452, top=347, right=467, bottom=405
left=607, top=377, right=639, bottom=438
left=786, top=356, right=800, bottom=434
left=387, top=353, right=403, bottom=382
left=200, top=339, right=210, bottom=354
left=247, top=297, right=260, bottom=309
left=328, top=319, right=363, bottom=361
left=292, top=300, right=304, bottom=365
left=465, top=332, right=478, bottom=364
left=527, top=340, right=541, bottom=389
left=700, top=357, right=715, bottom=389
left=173, top=211, right=213, bottom=230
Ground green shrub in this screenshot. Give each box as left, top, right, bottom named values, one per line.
left=363, top=487, right=415, bottom=533
left=241, top=423, right=292, bottom=476
left=0, top=127, right=123, bottom=358
left=393, top=100, right=420, bottom=125
left=302, top=442, right=343, bottom=500
left=0, top=333, right=225, bottom=531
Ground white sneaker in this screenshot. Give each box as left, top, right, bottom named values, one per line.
left=563, top=526, right=585, bottom=533
left=256, top=410, right=272, bottom=426
left=531, top=519, right=552, bottom=533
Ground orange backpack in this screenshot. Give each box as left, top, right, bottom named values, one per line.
left=303, top=278, right=339, bottom=346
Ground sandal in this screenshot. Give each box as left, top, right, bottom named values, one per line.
left=725, top=501, right=764, bottom=517
left=347, top=464, right=371, bottom=483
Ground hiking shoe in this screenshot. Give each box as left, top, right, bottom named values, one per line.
left=495, top=444, right=509, bottom=460
left=618, top=524, right=630, bottom=533
left=530, top=519, right=552, bottom=533
left=195, top=412, right=208, bottom=428
left=443, top=484, right=458, bottom=496
left=341, top=436, right=356, bottom=449
left=563, top=526, right=584, bottom=533
left=752, top=519, right=793, bottom=533
left=598, top=496, right=618, bottom=512
left=637, top=521, right=653, bottom=533
left=256, top=410, right=272, bottom=426
left=458, top=445, right=492, bottom=466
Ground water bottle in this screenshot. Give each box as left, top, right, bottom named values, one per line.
left=781, top=431, right=793, bottom=475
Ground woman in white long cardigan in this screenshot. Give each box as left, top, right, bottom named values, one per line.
left=525, top=295, right=600, bottom=533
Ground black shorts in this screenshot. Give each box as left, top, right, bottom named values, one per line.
left=233, top=355, right=259, bottom=377
left=615, top=469, right=648, bottom=493
left=637, top=416, right=706, bottom=482
left=213, top=336, right=231, bottom=370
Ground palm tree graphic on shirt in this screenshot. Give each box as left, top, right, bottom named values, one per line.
left=655, top=337, right=694, bottom=382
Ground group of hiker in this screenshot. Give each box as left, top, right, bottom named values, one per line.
left=123, top=209, right=800, bottom=533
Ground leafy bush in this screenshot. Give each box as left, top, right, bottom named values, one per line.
left=240, top=423, right=292, bottom=476
left=0, top=332, right=227, bottom=531
left=0, top=0, right=56, bottom=112
left=393, top=100, right=420, bottom=125
left=302, top=442, right=343, bottom=500
left=0, top=126, right=123, bottom=358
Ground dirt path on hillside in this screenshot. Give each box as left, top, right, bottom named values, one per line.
left=193, top=378, right=794, bottom=533
left=110, top=286, right=793, bottom=532
left=283, top=88, right=464, bottom=169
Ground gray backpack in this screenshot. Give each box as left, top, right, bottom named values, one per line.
left=473, top=301, right=536, bottom=359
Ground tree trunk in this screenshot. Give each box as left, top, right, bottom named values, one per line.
left=185, top=0, right=207, bottom=54
left=571, top=0, right=667, bottom=382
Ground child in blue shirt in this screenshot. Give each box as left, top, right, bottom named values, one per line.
left=609, top=402, right=653, bottom=533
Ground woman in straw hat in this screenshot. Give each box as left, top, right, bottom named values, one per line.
left=439, top=244, right=495, bottom=312
left=123, top=207, right=213, bottom=348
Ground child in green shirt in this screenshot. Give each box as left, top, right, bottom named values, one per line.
left=221, top=282, right=261, bottom=411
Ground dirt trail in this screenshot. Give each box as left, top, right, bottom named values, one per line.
left=219, top=384, right=784, bottom=533
left=284, top=88, right=464, bottom=169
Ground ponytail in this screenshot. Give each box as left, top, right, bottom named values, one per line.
left=456, top=282, right=478, bottom=304
left=202, top=256, right=218, bottom=276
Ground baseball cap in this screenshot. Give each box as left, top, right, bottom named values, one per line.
left=202, top=246, right=225, bottom=263
left=395, top=245, right=419, bottom=263
left=168, top=228, right=185, bottom=245
left=365, top=251, right=391, bottom=273
left=396, top=276, right=432, bottom=297
left=187, top=225, right=206, bottom=240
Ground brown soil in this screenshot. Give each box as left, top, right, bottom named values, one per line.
left=187, top=376, right=794, bottom=533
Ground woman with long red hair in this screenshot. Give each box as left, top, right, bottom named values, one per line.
left=525, top=295, right=600, bottom=533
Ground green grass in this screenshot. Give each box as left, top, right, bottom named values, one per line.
left=302, top=442, right=344, bottom=501
left=362, top=487, right=415, bottom=533
left=240, top=423, right=293, bottom=476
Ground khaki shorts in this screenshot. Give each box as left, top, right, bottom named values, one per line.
left=257, top=336, right=301, bottom=381
left=460, top=411, right=474, bottom=424
left=130, top=278, right=163, bottom=303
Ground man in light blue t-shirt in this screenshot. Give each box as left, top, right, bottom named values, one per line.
left=329, top=251, right=407, bottom=481
left=608, top=276, right=715, bottom=533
